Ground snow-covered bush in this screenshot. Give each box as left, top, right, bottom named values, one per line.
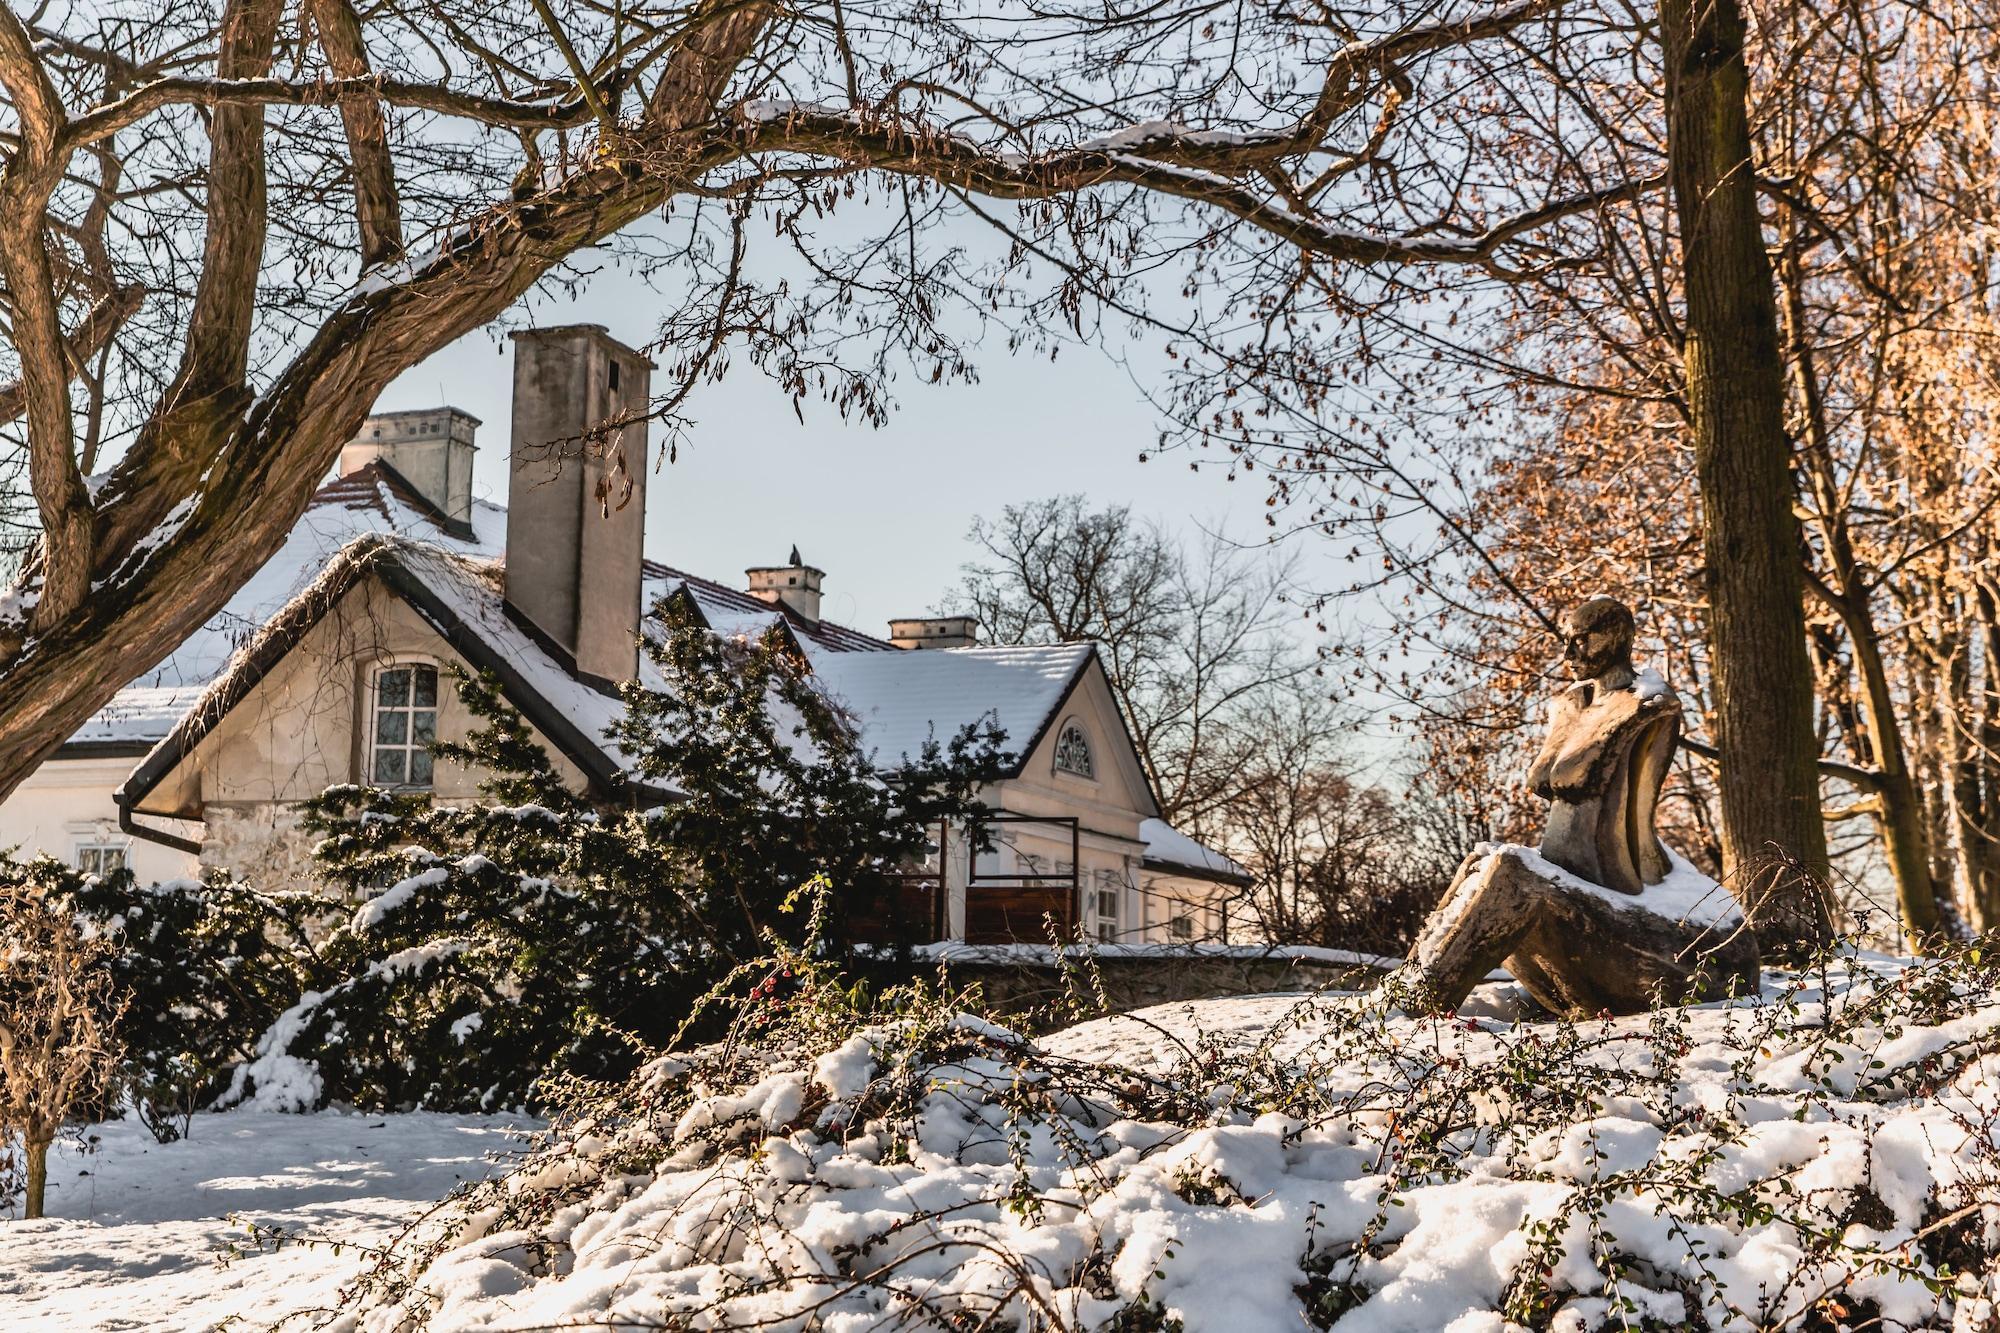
left=0, top=856, right=331, bottom=1141
left=309, top=943, right=2000, bottom=1331
left=227, top=609, right=1003, bottom=1114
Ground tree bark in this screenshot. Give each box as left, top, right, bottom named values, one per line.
left=24, top=1135, right=47, bottom=1219
left=1661, top=0, right=1832, bottom=954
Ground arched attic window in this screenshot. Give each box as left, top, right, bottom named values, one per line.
left=1052, top=719, right=1094, bottom=779
left=368, top=660, right=440, bottom=788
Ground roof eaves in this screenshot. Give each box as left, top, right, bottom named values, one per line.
left=1140, top=855, right=1253, bottom=887
left=120, top=536, right=394, bottom=812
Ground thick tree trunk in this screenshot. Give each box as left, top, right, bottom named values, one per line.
left=24, top=1135, right=47, bottom=1219
left=1662, top=0, right=1831, bottom=954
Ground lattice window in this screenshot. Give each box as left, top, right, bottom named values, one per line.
left=369, top=663, right=439, bottom=788
left=75, top=842, right=127, bottom=878
left=1053, top=722, right=1093, bottom=779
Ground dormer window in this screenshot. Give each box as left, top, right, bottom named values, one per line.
left=369, top=662, right=439, bottom=788
left=1053, top=721, right=1093, bottom=779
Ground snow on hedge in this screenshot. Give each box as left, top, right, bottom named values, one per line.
left=317, top=952, right=2000, bottom=1332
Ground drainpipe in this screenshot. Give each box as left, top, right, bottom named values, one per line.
left=114, top=789, right=204, bottom=856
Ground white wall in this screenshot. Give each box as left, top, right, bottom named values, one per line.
left=0, top=753, right=199, bottom=883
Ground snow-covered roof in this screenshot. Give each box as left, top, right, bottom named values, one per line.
left=70, top=463, right=893, bottom=754
left=69, top=462, right=499, bottom=756
left=1139, top=818, right=1251, bottom=884
left=643, top=563, right=893, bottom=654
left=805, top=642, right=1095, bottom=769
left=64, top=686, right=211, bottom=749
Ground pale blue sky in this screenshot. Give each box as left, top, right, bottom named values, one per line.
left=375, top=296, right=1303, bottom=642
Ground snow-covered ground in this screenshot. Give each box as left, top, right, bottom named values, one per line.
left=328, top=967, right=2000, bottom=1332
left=13, top=967, right=2000, bottom=1331
left=0, top=1111, right=532, bottom=1331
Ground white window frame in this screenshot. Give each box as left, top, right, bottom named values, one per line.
left=74, top=840, right=128, bottom=878
left=367, top=659, right=442, bottom=789
left=1052, top=718, right=1094, bottom=779
left=1085, top=866, right=1121, bottom=943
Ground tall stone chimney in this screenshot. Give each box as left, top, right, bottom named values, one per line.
left=504, top=325, right=654, bottom=685
left=339, top=407, right=479, bottom=523
left=745, top=547, right=825, bottom=624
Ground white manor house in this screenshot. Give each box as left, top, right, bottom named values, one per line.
left=0, top=325, right=1246, bottom=946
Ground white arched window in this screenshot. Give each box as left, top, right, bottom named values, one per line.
left=368, top=661, right=440, bottom=788
left=1052, top=720, right=1093, bottom=779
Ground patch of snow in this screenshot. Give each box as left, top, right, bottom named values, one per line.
left=1141, top=817, right=1249, bottom=880
left=0, top=1111, right=530, bottom=1330
left=1485, top=841, right=1746, bottom=929
left=350, top=865, right=448, bottom=933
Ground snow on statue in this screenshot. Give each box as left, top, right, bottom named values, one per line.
left=1404, top=595, right=1761, bottom=1014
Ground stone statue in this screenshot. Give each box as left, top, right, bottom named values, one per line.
left=1403, top=597, right=1759, bottom=1016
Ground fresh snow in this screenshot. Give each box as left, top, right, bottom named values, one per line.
left=324, top=963, right=2000, bottom=1332
left=0, top=1111, right=530, bottom=1331
left=15, top=969, right=1998, bottom=1330
left=1455, top=841, right=1746, bottom=930
left=1140, top=817, right=1249, bottom=880
left=806, top=641, right=1092, bottom=767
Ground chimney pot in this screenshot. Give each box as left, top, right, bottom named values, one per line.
left=746, top=552, right=825, bottom=624
left=339, top=407, right=480, bottom=522
left=889, top=616, right=978, bottom=650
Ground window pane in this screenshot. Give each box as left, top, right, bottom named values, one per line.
left=376, top=710, right=408, bottom=745
left=104, top=848, right=126, bottom=874
left=410, top=749, right=434, bottom=786
left=373, top=748, right=407, bottom=784
left=411, top=710, right=436, bottom=745
left=412, top=667, right=438, bottom=708
left=378, top=668, right=409, bottom=708
left=78, top=848, right=100, bottom=875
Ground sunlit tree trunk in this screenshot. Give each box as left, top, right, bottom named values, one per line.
left=1662, top=0, right=1832, bottom=953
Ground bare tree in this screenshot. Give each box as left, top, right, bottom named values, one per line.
left=0, top=881, right=123, bottom=1219
left=1228, top=688, right=1479, bottom=955
left=0, top=0, right=1866, bottom=951
left=956, top=495, right=1305, bottom=827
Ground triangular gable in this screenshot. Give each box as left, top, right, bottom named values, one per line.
left=117, top=536, right=629, bottom=821
left=1012, top=653, right=1162, bottom=820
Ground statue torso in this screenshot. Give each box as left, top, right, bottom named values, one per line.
left=1529, top=672, right=1682, bottom=894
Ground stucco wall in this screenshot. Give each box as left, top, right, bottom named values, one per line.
left=0, top=753, right=200, bottom=882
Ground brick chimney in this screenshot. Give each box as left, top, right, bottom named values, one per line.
left=745, top=547, right=825, bottom=624
left=339, top=407, right=479, bottom=523
left=889, top=615, right=978, bottom=649
left=503, top=325, right=654, bottom=685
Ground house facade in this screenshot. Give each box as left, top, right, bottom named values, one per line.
left=0, top=325, right=1248, bottom=944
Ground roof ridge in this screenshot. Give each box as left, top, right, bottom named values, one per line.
left=644, top=560, right=896, bottom=653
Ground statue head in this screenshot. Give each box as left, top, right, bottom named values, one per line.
left=1559, top=596, right=1636, bottom=682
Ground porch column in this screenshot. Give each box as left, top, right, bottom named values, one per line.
left=943, top=818, right=971, bottom=941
